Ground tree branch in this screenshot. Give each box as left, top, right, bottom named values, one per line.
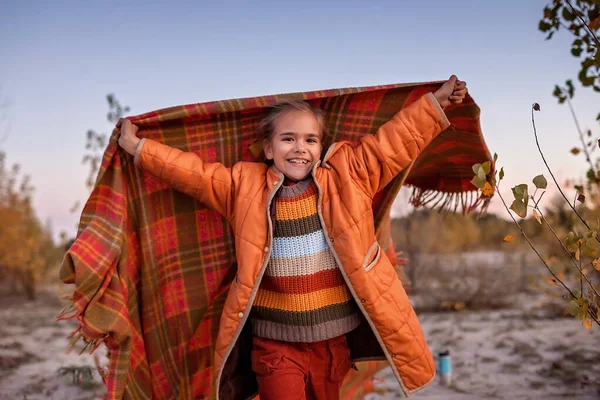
left=533, top=202, right=600, bottom=300
left=565, top=0, right=600, bottom=48
left=579, top=251, right=583, bottom=295
left=497, top=186, right=599, bottom=326
left=531, top=105, right=594, bottom=236
left=565, top=95, right=597, bottom=178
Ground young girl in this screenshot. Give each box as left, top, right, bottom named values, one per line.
left=118, top=75, right=467, bottom=400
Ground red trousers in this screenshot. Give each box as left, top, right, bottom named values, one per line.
left=251, top=335, right=352, bottom=400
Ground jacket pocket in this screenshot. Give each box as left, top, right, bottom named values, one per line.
left=363, top=240, right=381, bottom=272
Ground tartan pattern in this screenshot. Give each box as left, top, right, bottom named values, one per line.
left=59, top=81, right=493, bottom=399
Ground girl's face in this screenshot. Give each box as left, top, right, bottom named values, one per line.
left=263, top=110, right=323, bottom=182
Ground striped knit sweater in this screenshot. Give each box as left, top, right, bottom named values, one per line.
left=250, top=178, right=361, bottom=343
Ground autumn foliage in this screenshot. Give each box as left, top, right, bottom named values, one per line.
left=461, top=0, right=600, bottom=330
left=0, top=152, right=63, bottom=299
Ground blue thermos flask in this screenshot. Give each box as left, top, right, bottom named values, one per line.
left=438, top=350, right=452, bottom=386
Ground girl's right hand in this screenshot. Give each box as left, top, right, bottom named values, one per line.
left=117, top=118, right=141, bottom=156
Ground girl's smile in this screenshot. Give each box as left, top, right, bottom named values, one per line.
left=263, top=110, right=323, bottom=182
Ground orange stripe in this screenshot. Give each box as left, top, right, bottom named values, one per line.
left=276, top=194, right=318, bottom=220
left=253, top=286, right=352, bottom=312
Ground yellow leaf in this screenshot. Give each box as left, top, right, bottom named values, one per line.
left=582, top=317, right=592, bottom=330
left=482, top=181, right=494, bottom=197
left=593, top=258, right=600, bottom=271
left=504, top=235, right=515, bottom=243
left=533, top=209, right=541, bottom=224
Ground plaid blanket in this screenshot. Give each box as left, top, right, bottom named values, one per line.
left=58, top=81, right=493, bottom=399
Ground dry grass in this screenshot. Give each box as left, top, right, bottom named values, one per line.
left=409, top=251, right=539, bottom=312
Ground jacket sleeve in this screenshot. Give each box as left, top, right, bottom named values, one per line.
left=338, top=92, right=451, bottom=197
left=134, top=139, right=235, bottom=220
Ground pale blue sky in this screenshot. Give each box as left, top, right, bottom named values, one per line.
left=1, top=0, right=598, bottom=239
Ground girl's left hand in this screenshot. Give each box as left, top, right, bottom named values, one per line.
left=449, top=79, right=468, bottom=105
left=434, top=75, right=468, bottom=108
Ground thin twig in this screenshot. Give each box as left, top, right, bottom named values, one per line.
left=500, top=190, right=571, bottom=292
left=565, top=95, right=597, bottom=179
left=537, top=190, right=547, bottom=205
left=533, top=202, right=600, bottom=299
left=531, top=105, right=594, bottom=235
left=565, top=0, right=600, bottom=48
left=559, top=21, right=572, bottom=32
left=579, top=252, right=583, bottom=295
left=497, top=187, right=600, bottom=326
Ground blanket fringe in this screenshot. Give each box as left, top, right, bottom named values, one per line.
left=409, top=187, right=491, bottom=217
left=57, top=299, right=107, bottom=356
left=56, top=302, right=78, bottom=321
left=65, top=321, right=107, bottom=356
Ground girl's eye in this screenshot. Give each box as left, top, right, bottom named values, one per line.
left=308, top=139, right=318, bottom=143
left=282, top=138, right=293, bottom=142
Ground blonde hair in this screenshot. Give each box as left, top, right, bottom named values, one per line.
left=259, top=100, right=326, bottom=141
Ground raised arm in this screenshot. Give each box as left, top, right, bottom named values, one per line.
left=338, top=76, right=466, bottom=196
left=118, top=119, right=235, bottom=220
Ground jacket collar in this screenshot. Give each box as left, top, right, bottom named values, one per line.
left=266, top=166, right=284, bottom=191
left=321, top=142, right=339, bottom=169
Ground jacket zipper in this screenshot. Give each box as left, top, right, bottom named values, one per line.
left=312, top=172, right=411, bottom=398
left=215, top=173, right=283, bottom=400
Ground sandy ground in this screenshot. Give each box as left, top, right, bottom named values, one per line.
left=0, top=288, right=104, bottom=400
left=0, top=288, right=598, bottom=400
left=369, top=302, right=600, bottom=400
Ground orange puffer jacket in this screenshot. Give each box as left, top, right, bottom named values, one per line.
left=135, top=92, right=450, bottom=399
